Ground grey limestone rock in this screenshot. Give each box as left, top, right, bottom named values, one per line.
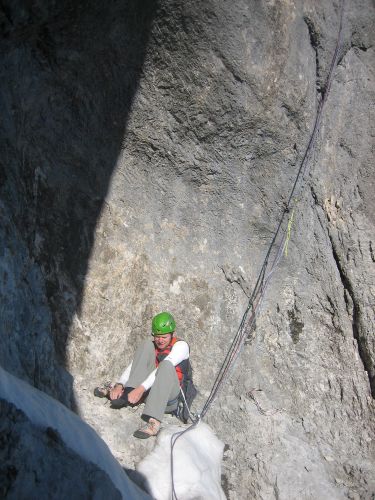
left=0, top=399, right=122, bottom=499
left=1, top=0, right=374, bottom=498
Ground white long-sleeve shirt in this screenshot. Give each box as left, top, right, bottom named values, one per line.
left=118, top=340, right=189, bottom=391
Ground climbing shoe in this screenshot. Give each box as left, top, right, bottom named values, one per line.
left=133, top=417, right=161, bottom=439
left=94, top=382, right=112, bottom=398
left=110, top=397, right=128, bottom=409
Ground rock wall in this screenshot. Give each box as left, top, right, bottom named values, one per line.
left=0, top=399, right=122, bottom=499
left=0, top=0, right=156, bottom=406
left=1, top=0, right=374, bottom=498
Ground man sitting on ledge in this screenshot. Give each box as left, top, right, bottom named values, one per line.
left=94, top=311, right=190, bottom=439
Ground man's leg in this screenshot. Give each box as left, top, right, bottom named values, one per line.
left=141, top=360, right=180, bottom=423
left=126, top=339, right=155, bottom=388
left=133, top=360, right=180, bottom=438
left=111, top=339, right=155, bottom=409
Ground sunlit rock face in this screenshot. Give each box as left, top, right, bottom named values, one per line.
left=1, top=0, right=374, bottom=498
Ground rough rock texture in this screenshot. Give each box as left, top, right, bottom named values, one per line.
left=0, top=366, right=152, bottom=499
left=0, top=0, right=157, bottom=407
left=1, top=0, right=375, bottom=498
left=0, top=204, right=72, bottom=405
left=0, top=399, right=122, bottom=499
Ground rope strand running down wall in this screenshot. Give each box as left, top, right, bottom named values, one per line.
left=171, top=1, right=345, bottom=498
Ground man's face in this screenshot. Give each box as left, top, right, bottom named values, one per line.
left=153, top=333, right=173, bottom=349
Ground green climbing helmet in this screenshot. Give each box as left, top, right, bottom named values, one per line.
left=152, top=312, right=176, bottom=335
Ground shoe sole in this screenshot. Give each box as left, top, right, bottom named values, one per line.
left=110, top=399, right=128, bottom=409
left=133, top=429, right=158, bottom=439
left=94, top=388, right=109, bottom=398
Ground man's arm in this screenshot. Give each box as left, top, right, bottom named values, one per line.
left=164, top=340, right=189, bottom=366
left=109, top=362, right=133, bottom=400
left=118, top=362, right=132, bottom=386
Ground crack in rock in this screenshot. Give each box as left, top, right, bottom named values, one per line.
left=219, top=265, right=250, bottom=298
left=304, top=16, right=322, bottom=94
left=328, top=233, right=375, bottom=398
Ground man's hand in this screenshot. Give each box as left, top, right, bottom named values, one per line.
left=109, top=384, right=124, bottom=401
left=128, top=385, right=145, bottom=405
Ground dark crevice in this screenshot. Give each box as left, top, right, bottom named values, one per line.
left=352, top=44, right=369, bottom=52
left=273, top=477, right=280, bottom=500
left=350, top=36, right=371, bottom=52
left=339, top=41, right=372, bottom=66
left=326, top=294, right=335, bottom=312
left=219, top=265, right=250, bottom=298
left=304, top=16, right=322, bottom=94
left=339, top=141, right=354, bottom=158
left=287, top=305, right=304, bottom=344
left=0, top=0, right=158, bottom=410
left=369, top=241, right=375, bottom=263
left=328, top=234, right=374, bottom=398
left=310, top=185, right=319, bottom=206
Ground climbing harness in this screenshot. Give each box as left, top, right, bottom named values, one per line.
left=170, top=1, right=345, bottom=498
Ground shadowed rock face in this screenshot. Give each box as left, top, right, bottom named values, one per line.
left=0, top=0, right=156, bottom=406
left=0, top=399, right=123, bottom=499
left=1, top=0, right=375, bottom=498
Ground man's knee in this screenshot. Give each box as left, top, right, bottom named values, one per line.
left=140, top=338, right=154, bottom=349
left=157, top=359, right=175, bottom=374
left=155, top=360, right=179, bottom=387
left=136, top=339, right=154, bottom=356
left=155, top=361, right=179, bottom=403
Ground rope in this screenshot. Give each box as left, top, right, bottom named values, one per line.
left=169, top=1, right=345, bottom=497
left=200, top=0, right=345, bottom=420
left=178, top=387, right=197, bottom=423
left=170, top=418, right=201, bottom=500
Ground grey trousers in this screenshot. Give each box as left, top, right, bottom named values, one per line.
left=125, top=339, right=180, bottom=422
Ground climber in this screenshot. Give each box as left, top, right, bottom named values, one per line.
left=94, top=311, right=190, bottom=439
